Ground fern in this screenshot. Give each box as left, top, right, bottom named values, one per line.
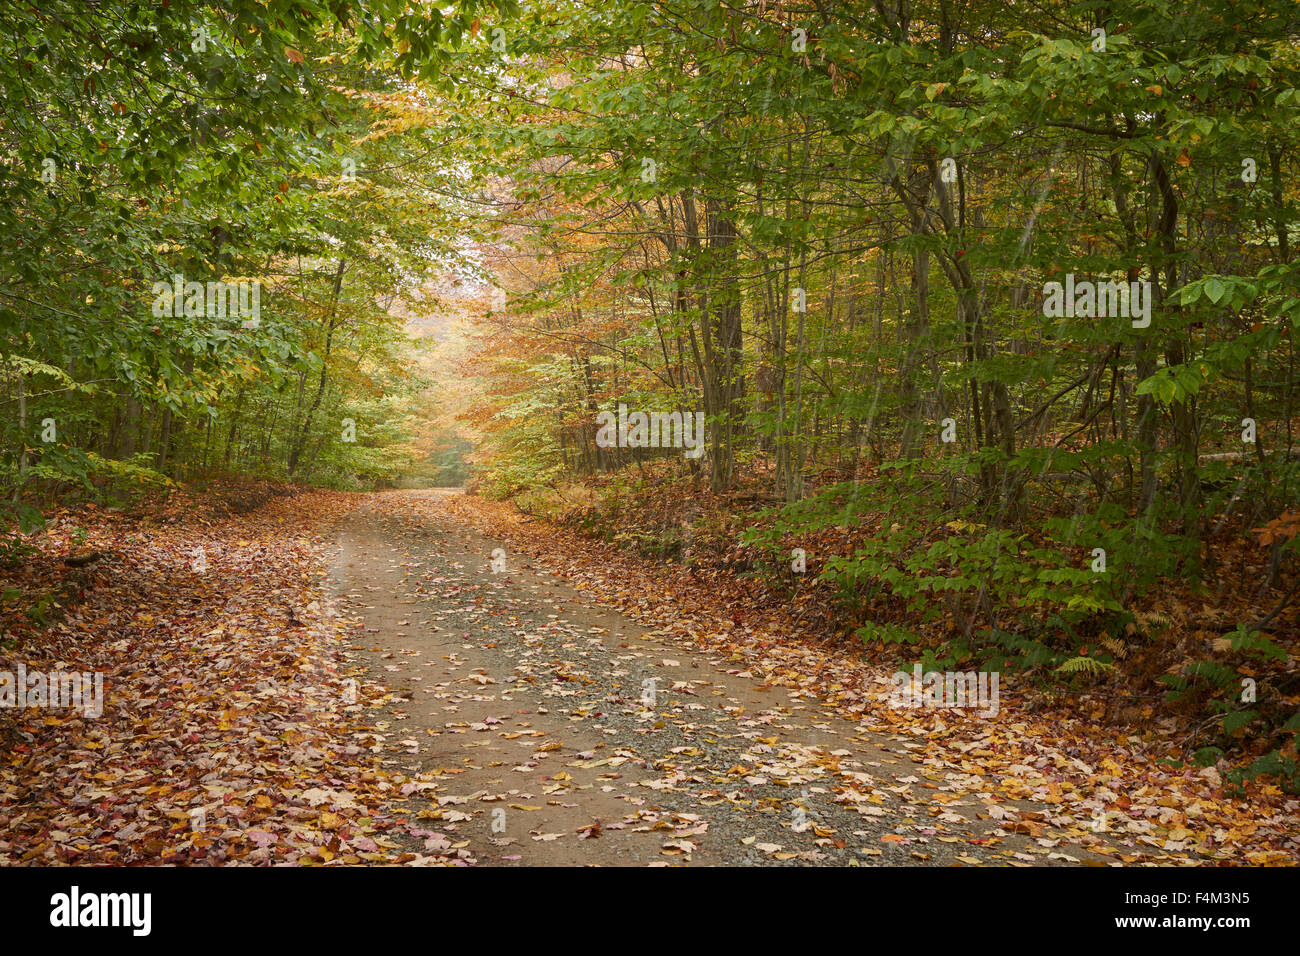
left=1056, top=655, right=1115, bottom=676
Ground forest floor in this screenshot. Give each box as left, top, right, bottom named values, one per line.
left=1, top=485, right=1297, bottom=865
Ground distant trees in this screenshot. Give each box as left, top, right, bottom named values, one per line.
left=1, top=0, right=508, bottom=511
left=459, top=0, right=1300, bottom=539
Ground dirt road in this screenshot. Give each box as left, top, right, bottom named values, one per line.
left=329, top=490, right=1117, bottom=866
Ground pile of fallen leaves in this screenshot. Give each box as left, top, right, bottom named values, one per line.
left=0, top=486, right=471, bottom=865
